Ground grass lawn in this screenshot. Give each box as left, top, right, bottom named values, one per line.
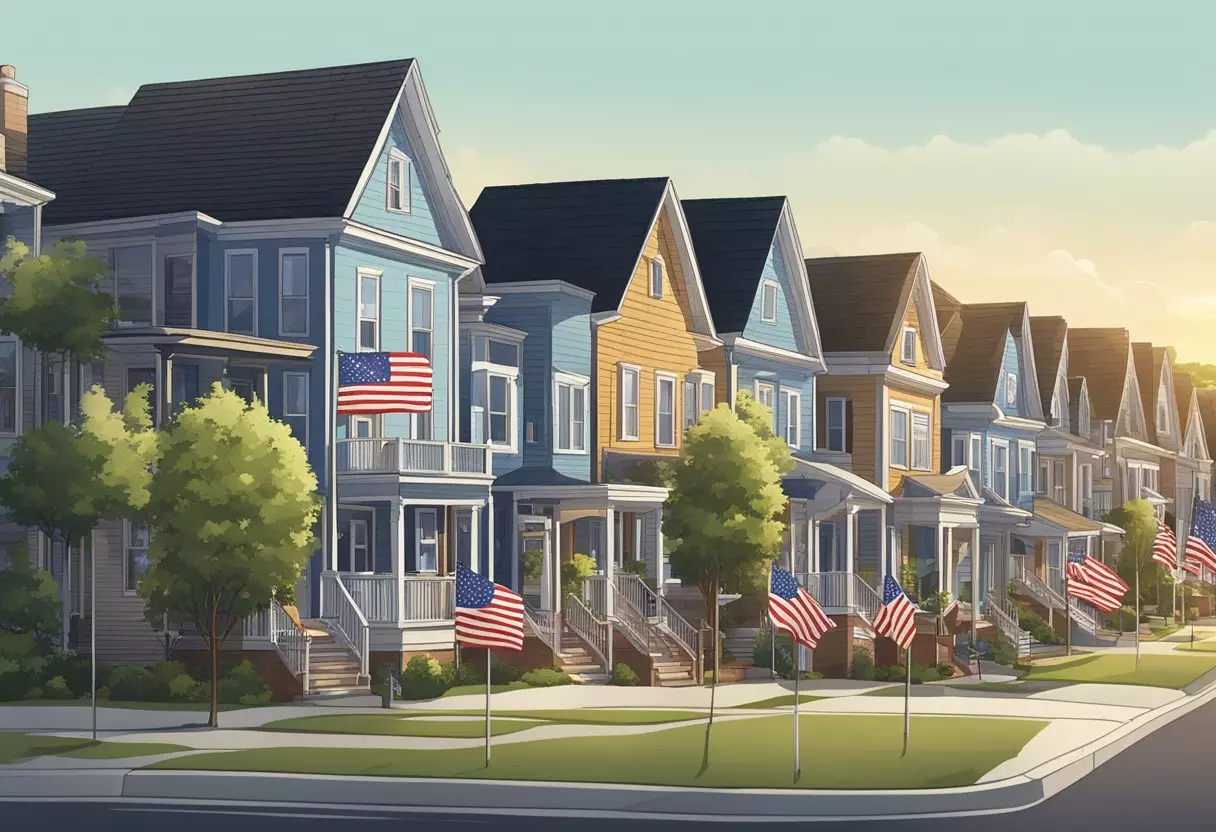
left=262, top=714, right=538, bottom=739
left=1148, top=625, right=1185, bottom=641
left=0, top=734, right=187, bottom=764
left=391, top=709, right=711, bottom=726
left=150, top=714, right=1045, bottom=790
left=730, top=695, right=824, bottom=709
left=5, top=700, right=251, bottom=712
left=441, top=682, right=531, bottom=698
left=941, top=683, right=1026, bottom=694
left=1173, top=641, right=1216, bottom=653
left=1024, top=654, right=1216, bottom=688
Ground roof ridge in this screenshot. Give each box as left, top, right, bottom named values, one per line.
left=134, top=58, right=415, bottom=92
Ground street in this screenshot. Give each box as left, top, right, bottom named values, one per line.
left=3, top=691, right=1211, bottom=831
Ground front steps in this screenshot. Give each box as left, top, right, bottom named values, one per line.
left=556, top=632, right=609, bottom=684
left=301, top=619, right=369, bottom=696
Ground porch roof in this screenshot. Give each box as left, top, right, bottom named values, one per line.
left=785, top=458, right=893, bottom=505
left=978, top=486, right=1032, bottom=525
left=502, top=481, right=668, bottom=507
left=1027, top=496, right=1103, bottom=535
left=1141, top=486, right=1171, bottom=507
left=103, top=326, right=316, bottom=361
left=891, top=469, right=978, bottom=500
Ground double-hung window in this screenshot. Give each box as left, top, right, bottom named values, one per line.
left=992, top=442, right=1009, bottom=500
left=357, top=270, right=380, bottom=351
left=649, top=257, right=664, bottom=299
left=655, top=373, right=676, bottom=448
left=900, top=327, right=917, bottom=365
left=278, top=249, right=309, bottom=336
left=760, top=280, right=778, bottom=323
left=890, top=408, right=909, bottom=468
left=387, top=149, right=411, bottom=213
left=111, top=245, right=154, bottom=326
left=555, top=373, right=588, bottom=453
left=1005, top=372, right=1018, bottom=409
left=487, top=373, right=512, bottom=446
left=124, top=521, right=150, bottom=593
left=1018, top=444, right=1033, bottom=496
left=225, top=250, right=257, bottom=335
left=683, top=379, right=698, bottom=431
left=826, top=397, right=847, bottom=452
left=619, top=365, right=640, bottom=440
left=755, top=381, right=777, bottom=432
left=910, top=411, right=930, bottom=470
left=780, top=388, right=801, bottom=448
left=969, top=435, right=982, bottom=486
left=415, top=509, right=438, bottom=573
left=409, top=281, right=434, bottom=440
left=0, top=338, right=17, bottom=435
left=283, top=372, right=309, bottom=450
left=350, top=518, right=371, bottom=573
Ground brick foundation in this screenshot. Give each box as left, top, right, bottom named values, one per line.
left=456, top=638, right=557, bottom=676
left=611, top=631, right=654, bottom=685
left=812, top=614, right=867, bottom=678
left=175, top=649, right=302, bottom=702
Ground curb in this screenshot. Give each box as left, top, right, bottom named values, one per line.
left=9, top=679, right=1216, bottom=821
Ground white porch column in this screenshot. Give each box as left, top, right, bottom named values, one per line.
left=943, top=526, right=953, bottom=597
left=633, top=514, right=643, bottom=567
left=844, top=506, right=856, bottom=574
left=510, top=496, right=519, bottom=593
left=470, top=505, right=482, bottom=574
left=809, top=517, right=819, bottom=572
left=935, top=524, right=945, bottom=597
left=392, top=498, right=405, bottom=626
left=486, top=497, right=495, bottom=582
left=786, top=504, right=796, bottom=571
left=879, top=506, right=889, bottom=582
left=547, top=514, right=562, bottom=614
left=971, top=526, right=980, bottom=644
left=654, top=506, right=665, bottom=597
left=605, top=506, right=616, bottom=618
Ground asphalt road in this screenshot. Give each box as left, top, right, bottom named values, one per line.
left=5, top=694, right=1213, bottom=831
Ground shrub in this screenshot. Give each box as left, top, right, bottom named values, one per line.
left=610, top=662, right=639, bottom=686
left=849, top=646, right=875, bottom=681
left=106, top=664, right=155, bottom=701
left=43, top=676, right=73, bottom=700
left=96, top=686, right=110, bottom=700
left=934, top=662, right=955, bottom=679
left=0, top=631, right=51, bottom=700
left=445, top=661, right=485, bottom=688
left=561, top=553, right=598, bottom=601
left=522, top=549, right=543, bottom=583
left=147, top=661, right=189, bottom=701
left=1105, top=606, right=1138, bottom=631
left=490, top=657, right=522, bottom=684
left=521, top=667, right=573, bottom=687
left=986, top=638, right=1017, bottom=666
left=1189, top=607, right=1200, bottom=621
left=26, top=686, right=43, bottom=700
left=753, top=630, right=795, bottom=678
left=621, top=559, right=648, bottom=578
left=168, top=673, right=204, bottom=703
left=217, top=660, right=271, bottom=705
left=399, top=655, right=449, bottom=701
left=44, top=654, right=92, bottom=698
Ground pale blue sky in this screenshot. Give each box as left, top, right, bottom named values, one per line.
left=8, top=0, right=1216, bottom=357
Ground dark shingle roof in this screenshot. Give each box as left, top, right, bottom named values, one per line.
left=1174, top=371, right=1195, bottom=444
left=1068, top=376, right=1087, bottom=431
left=1030, top=316, right=1068, bottom=418
left=1131, top=343, right=1158, bottom=439
left=1198, top=389, right=1216, bottom=450
left=1067, top=328, right=1131, bottom=420
left=941, top=303, right=1024, bottom=403
left=805, top=253, right=921, bottom=353
left=25, top=106, right=127, bottom=197
left=28, top=60, right=413, bottom=225
left=680, top=197, right=785, bottom=334
left=470, top=177, right=670, bottom=313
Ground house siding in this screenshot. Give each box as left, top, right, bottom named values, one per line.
left=349, top=115, right=444, bottom=248
left=891, top=291, right=944, bottom=383
left=886, top=386, right=942, bottom=493
left=817, top=375, right=881, bottom=485
left=741, top=241, right=800, bottom=353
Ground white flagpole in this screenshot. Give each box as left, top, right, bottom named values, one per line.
left=770, top=614, right=776, bottom=680
left=793, top=641, right=800, bottom=780
left=901, top=644, right=912, bottom=757
left=485, top=647, right=492, bottom=767
left=328, top=351, right=341, bottom=609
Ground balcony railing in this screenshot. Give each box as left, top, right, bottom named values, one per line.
left=335, top=573, right=456, bottom=624
left=337, top=438, right=492, bottom=476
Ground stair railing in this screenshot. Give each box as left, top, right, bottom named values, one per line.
left=523, top=602, right=561, bottom=657
left=268, top=600, right=311, bottom=695
left=614, top=572, right=698, bottom=664
left=565, top=593, right=612, bottom=672
left=985, top=592, right=1031, bottom=660
left=321, top=571, right=370, bottom=681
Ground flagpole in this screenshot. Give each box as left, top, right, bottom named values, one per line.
left=770, top=614, right=777, bottom=680
left=793, top=642, right=800, bottom=780
left=328, top=350, right=341, bottom=610
left=485, top=646, right=492, bottom=767
left=1065, top=568, right=1072, bottom=657
left=1135, top=567, right=1141, bottom=668
left=901, top=644, right=911, bottom=757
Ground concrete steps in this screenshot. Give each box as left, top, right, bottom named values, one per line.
left=301, top=619, right=369, bottom=697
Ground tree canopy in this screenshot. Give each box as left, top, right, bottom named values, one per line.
left=1104, top=499, right=1160, bottom=602
left=734, top=390, right=796, bottom=477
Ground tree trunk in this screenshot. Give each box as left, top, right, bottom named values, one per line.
left=209, top=603, right=219, bottom=728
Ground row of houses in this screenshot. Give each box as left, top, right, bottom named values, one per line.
left=0, top=59, right=1209, bottom=691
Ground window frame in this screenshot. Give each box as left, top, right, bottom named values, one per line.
left=780, top=386, right=802, bottom=449
left=649, top=256, right=665, bottom=299
left=1157, top=389, right=1171, bottom=436
left=991, top=439, right=1010, bottom=501
left=826, top=397, right=847, bottom=452
left=910, top=410, right=931, bottom=471
left=900, top=327, right=917, bottom=365
left=1018, top=442, right=1034, bottom=497
left=224, top=248, right=258, bottom=336
left=754, top=380, right=777, bottom=433
left=277, top=247, right=310, bottom=338
left=890, top=405, right=909, bottom=469
left=283, top=371, right=309, bottom=452
left=654, top=371, right=678, bottom=448
left=407, top=277, right=436, bottom=440
left=356, top=267, right=381, bottom=352
left=553, top=371, right=590, bottom=455
left=682, top=378, right=698, bottom=431
left=386, top=147, right=412, bottom=214
left=349, top=516, right=373, bottom=574
left=619, top=363, right=641, bottom=441
left=123, top=520, right=150, bottom=595
left=110, top=242, right=156, bottom=327
left=0, top=336, right=20, bottom=437
left=414, top=508, right=439, bottom=574
left=760, top=279, right=779, bottom=323
left=1005, top=371, right=1018, bottom=409
left=484, top=371, right=516, bottom=451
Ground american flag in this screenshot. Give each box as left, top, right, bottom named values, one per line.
left=768, top=564, right=836, bottom=649
left=1185, top=498, right=1216, bottom=576
left=1066, top=549, right=1128, bottom=612
left=337, top=351, right=432, bottom=414
left=455, top=564, right=524, bottom=651
left=1152, top=521, right=1178, bottom=570
left=873, top=575, right=918, bottom=649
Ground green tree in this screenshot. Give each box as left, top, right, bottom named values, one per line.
left=734, top=390, right=796, bottom=477
left=0, top=238, right=117, bottom=423
left=140, top=384, right=320, bottom=726
left=1104, top=499, right=1158, bottom=663
left=664, top=405, right=787, bottom=681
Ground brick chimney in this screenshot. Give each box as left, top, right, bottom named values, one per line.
left=0, top=65, right=29, bottom=175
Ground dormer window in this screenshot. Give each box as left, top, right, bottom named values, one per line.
left=1157, top=390, right=1170, bottom=435
left=387, top=149, right=411, bottom=214
left=900, top=327, right=917, bottom=365
left=1005, top=372, right=1018, bottom=408
left=760, top=280, right=778, bottom=323
left=649, top=257, right=664, bottom=299
left=1050, top=392, right=1061, bottom=426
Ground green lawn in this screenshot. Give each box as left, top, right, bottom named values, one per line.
left=0, top=734, right=187, bottom=764
left=1024, top=654, right=1216, bottom=688
left=262, top=714, right=538, bottom=738
left=440, top=682, right=531, bottom=698
left=1148, top=625, right=1185, bottom=641
left=6, top=700, right=251, bottom=711
left=1173, top=641, right=1216, bottom=653
left=942, top=683, right=1027, bottom=694
left=150, top=714, right=1045, bottom=790
left=346, top=708, right=710, bottom=728
left=730, top=695, right=824, bottom=709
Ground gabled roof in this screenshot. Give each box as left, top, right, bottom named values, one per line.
left=931, top=281, right=963, bottom=347
left=1197, top=389, right=1216, bottom=453
left=471, top=177, right=717, bottom=336
left=939, top=303, right=1020, bottom=402
left=1068, top=376, right=1088, bottom=433
left=1132, top=343, right=1159, bottom=438
left=28, top=60, right=416, bottom=225
left=806, top=252, right=944, bottom=367
left=1066, top=328, right=1133, bottom=421
left=1033, top=497, right=1103, bottom=533
left=1030, top=316, right=1068, bottom=417
left=890, top=468, right=979, bottom=499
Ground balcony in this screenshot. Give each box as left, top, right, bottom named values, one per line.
left=337, top=438, right=493, bottom=477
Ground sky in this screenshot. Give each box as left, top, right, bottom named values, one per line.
left=7, top=0, right=1216, bottom=359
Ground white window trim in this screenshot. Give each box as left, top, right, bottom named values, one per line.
left=414, top=508, right=439, bottom=574
left=283, top=370, right=309, bottom=452
left=355, top=267, right=382, bottom=352
left=1017, top=441, right=1034, bottom=496
left=760, top=279, right=779, bottom=323
left=648, top=255, right=665, bottom=299
left=277, top=247, right=310, bottom=337
left=826, top=396, right=847, bottom=452
left=889, top=404, right=910, bottom=469
left=123, top=520, right=149, bottom=596
left=482, top=370, right=518, bottom=453
left=654, top=371, right=678, bottom=448
left=753, top=379, right=778, bottom=433
left=1005, top=372, right=1018, bottom=409
left=407, top=276, right=437, bottom=439
left=348, top=512, right=374, bottom=574
left=990, top=438, right=1011, bottom=499
left=224, top=248, right=258, bottom=336
left=910, top=410, right=931, bottom=471
left=780, top=386, right=801, bottom=449
left=0, top=336, right=21, bottom=437
left=553, top=370, right=590, bottom=455
left=619, top=363, right=641, bottom=441
left=386, top=147, right=412, bottom=214
left=350, top=414, right=378, bottom=438
left=900, top=326, right=917, bottom=365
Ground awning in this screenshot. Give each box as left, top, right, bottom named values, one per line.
left=104, top=327, right=316, bottom=362
left=785, top=458, right=893, bottom=506
left=1018, top=496, right=1104, bottom=539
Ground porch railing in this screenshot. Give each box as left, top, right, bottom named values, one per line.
left=320, top=572, right=370, bottom=680
left=614, top=572, right=699, bottom=666
left=404, top=576, right=456, bottom=621
left=985, top=592, right=1031, bottom=660
left=343, top=574, right=397, bottom=624
left=797, top=571, right=881, bottom=624
left=243, top=601, right=312, bottom=694
left=524, top=603, right=561, bottom=656
left=565, top=593, right=612, bottom=672
left=1069, top=598, right=1098, bottom=634
left=336, top=438, right=492, bottom=476
left=583, top=576, right=610, bottom=619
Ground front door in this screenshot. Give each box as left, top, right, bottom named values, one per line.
left=455, top=508, right=473, bottom=571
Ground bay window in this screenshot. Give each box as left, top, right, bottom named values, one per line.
left=111, top=245, right=154, bottom=326
left=555, top=372, right=589, bottom=453
left=890, top=408, right=908, bottom=468
left=911, top=411, right=930, bottom=470
left=278, top=249, right=309, bottom=337
left=409, top=281, right=434, bottom=439
left=225, top=249, right=257, bottom=335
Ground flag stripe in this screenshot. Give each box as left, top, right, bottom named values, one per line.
left=454, top=564, right=525, bottom=652
left=767, top=565, right=836, bottom=650
left=338, top=351, right=433, bottom=415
